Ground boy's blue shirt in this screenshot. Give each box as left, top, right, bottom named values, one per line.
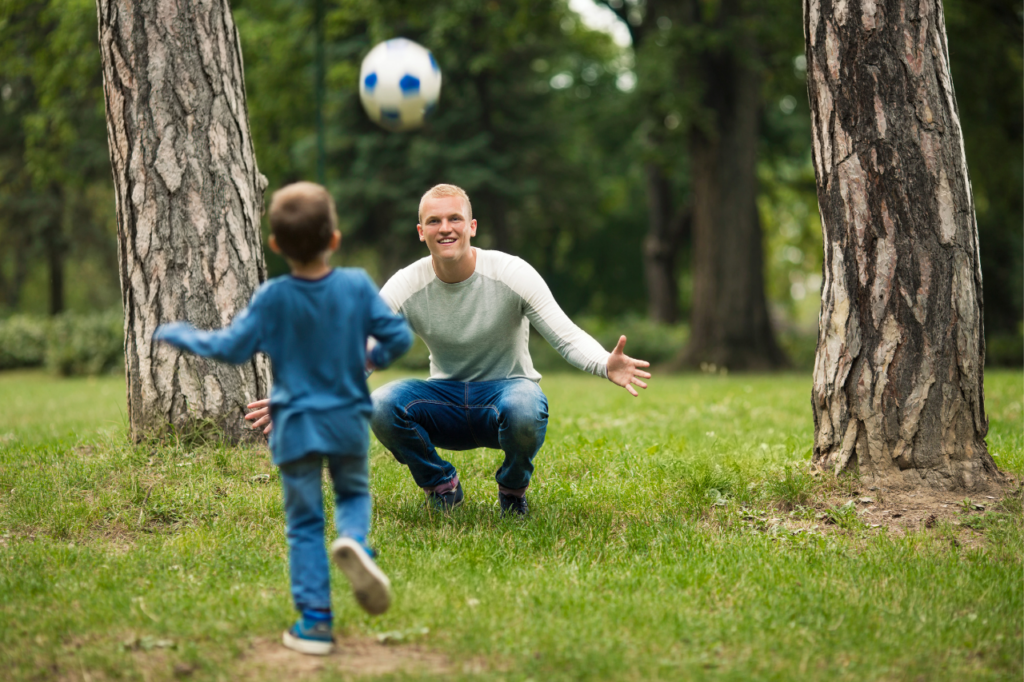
left=154, top=268, right=412, bottom=465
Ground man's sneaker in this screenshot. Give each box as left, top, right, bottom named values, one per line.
left=330, top=537, right=392, bottom=615
left=426, top=480, right=464, bottom=511
left=499, top=491, right=529, bottom=517
left=282, top=616, right=333, bottom=656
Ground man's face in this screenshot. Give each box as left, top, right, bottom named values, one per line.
left=417, top=195, right=477, bottom=263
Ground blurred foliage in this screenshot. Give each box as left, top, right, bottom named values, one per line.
left=0, top=0, right=118, bottom=315
left=45, top=309, right=123, bottom=376
left=945, top=0, right=1023, bottom=340
left=0, top=0, right=1019, bottom=368
left=0, top=309, right=122, bottom=375
left=0, top=314, right=47, bottom=369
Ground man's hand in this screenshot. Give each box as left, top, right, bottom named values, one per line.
left=245, top=398, right=272, bottom=435
left=607, top=335, right=651, bottom=397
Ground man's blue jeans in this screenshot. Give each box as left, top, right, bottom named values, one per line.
left=370, top=378, right=549, bottom=495
left=278, top=454, right=371, bottom=614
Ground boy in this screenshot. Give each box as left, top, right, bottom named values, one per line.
left=154, top=182, right=412, bottom=656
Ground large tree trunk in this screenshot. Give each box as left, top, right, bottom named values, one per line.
left=804, top=0, right=999, bottom=490
left=97, top=0, right=270, bottom=442
left=675, top=27, right=786, bottom=370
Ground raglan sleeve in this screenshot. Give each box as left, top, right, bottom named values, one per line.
left=509, top=258, right=610, bottom=378
left=152, top=284, right=269, bottom=364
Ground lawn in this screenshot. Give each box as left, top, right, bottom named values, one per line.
left=0, top=368, right=1021, bottom=681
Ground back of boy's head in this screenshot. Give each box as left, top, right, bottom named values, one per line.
left=269, top=182, right=337, bottom=263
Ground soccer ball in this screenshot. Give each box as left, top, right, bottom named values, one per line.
left=359, top=38, right=442, bottom=132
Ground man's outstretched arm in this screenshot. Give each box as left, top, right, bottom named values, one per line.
left=509, top=257, right=652, bottom=395
left=606, top=335, right=651, bottom=397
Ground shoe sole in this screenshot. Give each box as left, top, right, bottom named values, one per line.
left=282, top=629, right=333, bottom=656
left=330, top=538, right=392, bottom=616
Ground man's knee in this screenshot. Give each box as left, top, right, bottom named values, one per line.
left=498, top=381, right=548, bottom=446
left=370, top=379, right=416, bottom=434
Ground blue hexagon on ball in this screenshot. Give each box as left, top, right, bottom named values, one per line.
left=399, top=75, right=420, bottom=97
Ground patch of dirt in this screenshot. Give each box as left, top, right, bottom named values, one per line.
left=742, top=475, right=1022, bottom=549
left=236, top=635, right=488, bottom=679
left=791, top=476, right=1021, bottom=549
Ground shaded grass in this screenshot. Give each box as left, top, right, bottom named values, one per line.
left=0, top=369, right=1021, bottom=681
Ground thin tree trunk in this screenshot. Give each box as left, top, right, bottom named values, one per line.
left=676, top=29, right=785, bottom=370
left=97, top=0, right=270, bottom=442
left=46, top=185, right=66, bottom=316
left=643, top=162, right=685, bottom=323
left=804, top=0, right=999, bottom=490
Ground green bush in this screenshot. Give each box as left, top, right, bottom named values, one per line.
left=987, top=332, right=1023, bottom=367
left=0, top=315, right=49, bottom=370
left=45, top=310, right=124, bottom=376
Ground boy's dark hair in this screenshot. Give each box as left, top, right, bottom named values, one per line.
left=269, top=182, right=338, bottom=263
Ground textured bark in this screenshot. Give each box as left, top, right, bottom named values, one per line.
left=804, top=0, right=999, bottom=490
left=97, top=0, right=270, bottom=442
left=675, top=24, right=786, bottom=371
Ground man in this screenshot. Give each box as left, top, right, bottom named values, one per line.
left=248, top=184, right=651, bottom=516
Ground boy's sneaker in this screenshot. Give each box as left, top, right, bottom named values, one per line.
left=331, top=537, right=391, bottom=615
left=499, top=492, right=529, bottom=517
left=282, top=616, right=333, bottom=656
left=426, top=481, right=464, bottom=511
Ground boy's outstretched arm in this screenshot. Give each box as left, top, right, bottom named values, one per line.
left=154, top=303, right=263, bottom=365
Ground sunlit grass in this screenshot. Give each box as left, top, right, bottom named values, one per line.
left=0, top=368, right=1020, bottom=681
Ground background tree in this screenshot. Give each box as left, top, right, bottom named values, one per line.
left=0, top=0, right=115, bottom=315
left=804, top=0, right=1000, bottom=489
left=96, top=0, right=270, bottom=441
left=599, top=0, right=795, bottom=369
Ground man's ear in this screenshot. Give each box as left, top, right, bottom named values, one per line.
left=268, top=234, right=282, bottom=254
left=329, top=230, right=341, bottom=250
left=416, top=224, right=426, bottom=242
left=469, top=219, right=478, bottom=237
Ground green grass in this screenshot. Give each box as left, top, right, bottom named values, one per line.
left=0, top=368, right=1021, bottom=681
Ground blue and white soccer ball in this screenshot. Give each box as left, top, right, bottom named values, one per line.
left=359, top=38, right=442, bottom=132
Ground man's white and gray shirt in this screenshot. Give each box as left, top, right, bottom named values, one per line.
left=379, top=249, right=610, bottom=383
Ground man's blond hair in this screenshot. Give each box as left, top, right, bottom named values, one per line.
left=418, top=184, right=472, bottom=223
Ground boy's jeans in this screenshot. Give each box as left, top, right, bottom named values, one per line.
left=279, top=454, right=370, bottom=614
left=370, top=378, right=548, bottom=495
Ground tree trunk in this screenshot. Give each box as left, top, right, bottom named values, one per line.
left=97, top=0, right=270, bottom=442
left=804, top=0, right=999, bottom=490
left=676, top=27, right=786, bottom=371
left=642, top=162, right=685, bottom=324
left=46, top=185, right=66, bottom=316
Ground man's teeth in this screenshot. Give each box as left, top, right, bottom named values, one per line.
left=439, top=239, right=456, bottom=243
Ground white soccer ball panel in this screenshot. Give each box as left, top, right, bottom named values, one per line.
left=359, top=38, right=441, bottom=131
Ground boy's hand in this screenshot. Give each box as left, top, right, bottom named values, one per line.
left=606, top=335, right=651, bottom=397
left=245, top=399, right=273, bottom=434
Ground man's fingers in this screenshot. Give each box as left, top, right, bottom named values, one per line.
left=626, top=384, right=639, bottom=397
left=634, top=369, right=652, bottom=379
left=613, top=335, right=627, bottom=354
left=246, top=399, right=269, bottom=410
left=631, top=378, right=648, bottom=389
